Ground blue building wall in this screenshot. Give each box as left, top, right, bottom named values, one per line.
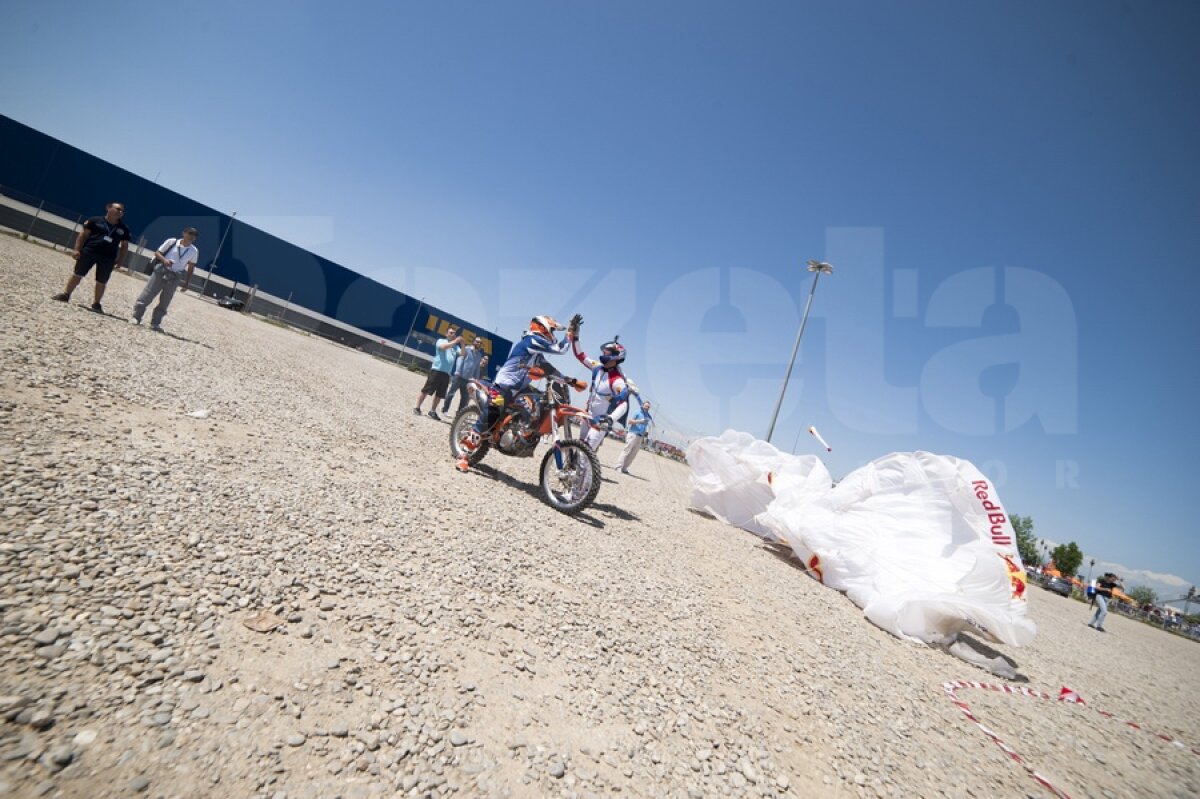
left=0, top=114, right=509, bottom=369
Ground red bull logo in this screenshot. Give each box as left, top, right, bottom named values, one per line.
left=1000, top=553, right=1028, bottom=600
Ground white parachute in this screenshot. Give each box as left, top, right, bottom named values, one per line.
left=688, top=430, right=1035, bottom=647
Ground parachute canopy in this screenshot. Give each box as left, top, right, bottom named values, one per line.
left=688, top=430, right=1036, bottom=647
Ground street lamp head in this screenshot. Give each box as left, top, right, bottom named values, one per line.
left=807, top=260, right=834, bottom=275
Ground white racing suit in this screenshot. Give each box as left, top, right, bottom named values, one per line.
left=572, top=343, right=630, bottom=452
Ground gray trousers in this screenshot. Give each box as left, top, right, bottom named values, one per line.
left=134, top=267, right=182, bottom=326
left=615, top=432, right=645, bottom=471
left=442, top=375, right=470, bottom=413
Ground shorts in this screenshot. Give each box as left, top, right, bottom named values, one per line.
left=73, top=251, right=117, bottom=284
left=421, top=369, right=451, bottom=397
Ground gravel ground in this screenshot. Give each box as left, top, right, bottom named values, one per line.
left=1, top=233, right=1197, bottom=799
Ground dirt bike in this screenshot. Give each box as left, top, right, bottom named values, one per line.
left=449, top=369, right=602, bottom=515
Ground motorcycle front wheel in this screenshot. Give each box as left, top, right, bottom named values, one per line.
left=449, top=405, right=490, bottom=465
left=539, top=440, right=601, bottom=515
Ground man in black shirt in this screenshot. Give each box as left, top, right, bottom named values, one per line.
left=52, top=201, right=133, bottom=313
left=1088, top=572, right=1123, bottom=632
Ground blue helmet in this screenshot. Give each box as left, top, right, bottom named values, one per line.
left=599, top=339, right=625, bottom=367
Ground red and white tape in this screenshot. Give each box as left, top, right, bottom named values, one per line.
left=942, top=680, right=1199, bottom=799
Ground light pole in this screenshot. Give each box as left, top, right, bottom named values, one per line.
left=200, top=210, right=237, bottom=297
left=766, top=260, right=833, bottom=443
left=401, top=297, right=425, bottom=365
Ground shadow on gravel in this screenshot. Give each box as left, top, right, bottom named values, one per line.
left=152, top=329, right=209, bottom=347
left=71, top=304, right=210, bottom=347
left=947, top=633, right=1027, bottom=682
left=587, top=502, right=639, bottom=523
left=467, top=463, right=641, bottom=528
left=761, top=541, right=818, bottom=574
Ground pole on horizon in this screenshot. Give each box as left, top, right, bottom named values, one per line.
left=766, top=260, right=833, bottom=444
left=201, top=210, right=237, bottom=297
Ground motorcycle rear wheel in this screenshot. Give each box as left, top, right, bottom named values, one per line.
left=449, top=405, right=490, bottom=465
left=539, top=440, right=601, bottom=515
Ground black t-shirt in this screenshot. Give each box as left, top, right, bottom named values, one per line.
left=1096, top=577, right=1119, bottom=598
left=80, top=216, right=133, bottom=258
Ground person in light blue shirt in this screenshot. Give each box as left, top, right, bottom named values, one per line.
left=441, top=338, right=484, bottom=415
left=614, top=398, right=652, bottom=474
left=414, top=326, right=462, bottom=421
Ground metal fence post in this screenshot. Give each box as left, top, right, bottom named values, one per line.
left=66, top=215, right=83, bottom=251
left=24, top=200, right=44, bottom=240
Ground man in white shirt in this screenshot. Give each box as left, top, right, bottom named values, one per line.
left=132, top=227, right=199, bottom=331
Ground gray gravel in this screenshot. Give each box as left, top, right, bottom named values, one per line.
left=1, top=234, right=1197, bottom=798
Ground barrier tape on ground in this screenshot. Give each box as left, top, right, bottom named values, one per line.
left=942, top=680, right=1199, bottom=799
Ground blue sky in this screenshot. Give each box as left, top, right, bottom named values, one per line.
left=2, top=1, right=1198, bottom=594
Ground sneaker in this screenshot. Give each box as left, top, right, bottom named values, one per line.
left=150, top=325, right=163, bottom=333
left=455, top=456, right=471, bottom=473
left=51, top=292, right=70, bottom=302
left=412, top=407, right=422, bottom=416
left=1095, top=627, right=1106, bottom=633
left=129, top=317, right=141, bottom=325
left=90, top=303, right=103, bottom=313
left=427, top=411, right=441, bottom=421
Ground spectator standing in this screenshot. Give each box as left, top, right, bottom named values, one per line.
left=132, top=227, right=199, bottom=331
left=1088, top=572, right=1123, bottom=632
left=414, top=326, right=462, bottom=420
left=52, top=201, right=132, bottom=313
left=614, top=399, right=653, bottom=474
left=442, top=338, right=484, bottom=415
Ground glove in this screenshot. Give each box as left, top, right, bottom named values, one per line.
left=572, top=379, right=588, bottom=392
left=568, top=313, right=583, bottom=337
left=626, top=380, right=639, bottom=394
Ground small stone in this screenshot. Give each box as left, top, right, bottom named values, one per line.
left=549, top=761, right=566, bottom=779
left=32, top=628, right=61, bottom=645
left=29, top=710, right=54, bottom=730
left=44, top=745, right=75, bottom=769
left=450, top=731, right=468, bottom=747
left=286, top=734, right=306, bottom=747
left=73, top=730, right=98, bottom=747
left=243, top=610, right=285, bottom=633
left=130, top=776, right=151, bottom=792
